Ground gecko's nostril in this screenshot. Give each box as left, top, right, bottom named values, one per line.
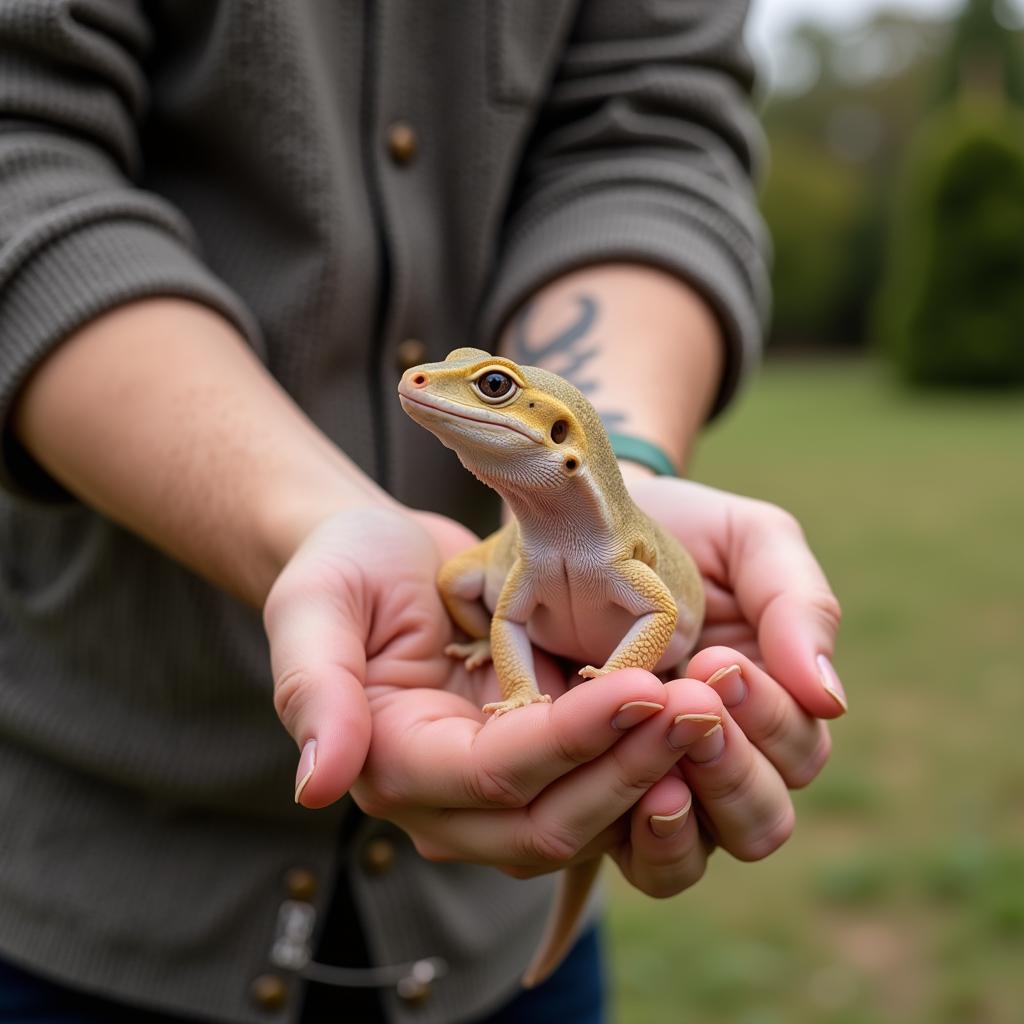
left=410, top=373, right=428, bottom=387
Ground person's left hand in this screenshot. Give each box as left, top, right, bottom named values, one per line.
left=614, top=475, right=841, bottom=877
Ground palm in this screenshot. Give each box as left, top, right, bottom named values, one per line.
left=266, top=505, right=570, bottom=804
left=363, top=510, right=569, bottom=745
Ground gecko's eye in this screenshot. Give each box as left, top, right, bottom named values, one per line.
left=474, top=370, right=517, bottom=403
left=550, top=420, right=568, bottom=443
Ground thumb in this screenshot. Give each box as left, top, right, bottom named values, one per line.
left=757, top=588, right=846, bottom=719
left=731, top=503, right=846, bottom=719
left=264, top=580, right=372, bottom=808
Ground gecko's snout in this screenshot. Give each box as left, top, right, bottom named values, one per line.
left=403, top=369, right=429, bottom=389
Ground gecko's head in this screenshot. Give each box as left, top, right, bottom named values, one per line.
left=398, top=347, right=596, bottom=491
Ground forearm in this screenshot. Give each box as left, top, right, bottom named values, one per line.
left=13, top=299, right=393, bottom=605
left=498, top=264, right=723, bottom=474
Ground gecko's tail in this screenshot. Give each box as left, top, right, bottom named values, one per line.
left=521, top=858, right=603, bottom=988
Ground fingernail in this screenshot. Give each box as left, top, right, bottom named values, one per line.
left=817, top=654, right=848, bottom=713
left=612, top=700, right=664, bottom=730
left=650, top=799, right=692, bottom=839
left=706, top=664, right=747, bottom=707
left=686, top=723, right=725, bottom=764
left=294, top=739, right=317, bottom=804
left=668, top=713, right=721, bottom=750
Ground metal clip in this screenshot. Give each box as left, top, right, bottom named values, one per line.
left=300, top=956, right=448, bottom=991
left=269, top=899, right=317, bottom=971
left=269, top=896, right=449, bottom=997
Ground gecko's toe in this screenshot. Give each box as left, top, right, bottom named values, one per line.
left=482, top=693, right=552, bottom=718
left=445, top=639, right=492, bottom=671
left=578, top=665, right=613, bottom=680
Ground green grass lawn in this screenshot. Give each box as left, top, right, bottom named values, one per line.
left=607, top=356, right=1024, bottom=1024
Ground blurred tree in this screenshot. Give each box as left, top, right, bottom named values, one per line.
left=759, top=142, right=865, bottom=346
left=877, top=103, right=1024, bottom=385
left=877, top=0, right=1024, bottom=386
left=932, top=0, right=1024, bottom=106
left=761, top=0, right=1024, bottom=370
left=760, top=13, right=949, bottom=347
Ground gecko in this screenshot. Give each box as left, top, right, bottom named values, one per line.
left=398, top=347, right=706, bottom=986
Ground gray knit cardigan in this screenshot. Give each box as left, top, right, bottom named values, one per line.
left=0, top=2, right=768, bottom=1022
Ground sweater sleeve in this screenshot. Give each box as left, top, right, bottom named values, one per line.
left=477, top=0, right=771, bottom=417
left=0, top=0, right=260, bottom=498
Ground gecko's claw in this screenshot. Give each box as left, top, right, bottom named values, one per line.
left=482, top=693, right=552, bottom=718
left=578, top=664, right=614, bottom=680
left=445, top=639, right=493, bottom=671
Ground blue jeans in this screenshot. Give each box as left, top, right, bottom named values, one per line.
left=0, top=957, right=183, bottom=1024
left=0, top=928, right=606, bottom=1024
left=472, top=926, right=607, bottom=1024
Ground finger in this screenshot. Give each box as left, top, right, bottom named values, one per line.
left=695, top=623, right=760, bottom=664
left=729, top=502, right=847, bottom=718
left=687, top=648, right=831, bottom=788
left=264, top=577, right=372, bottom=809
left=411, top=679, right=724, bottom=867
left=371, top=668, right=670, bottom=809
left=702, top=578, right=743, bottom=623
left=681, top=713, right=796, bottom=862
left=614, top=774, right=710, bottom=898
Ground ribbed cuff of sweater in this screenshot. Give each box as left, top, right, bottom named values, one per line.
left=478, top=188, right=769, bottom=419
left=0, top=217, right=261, bottom=501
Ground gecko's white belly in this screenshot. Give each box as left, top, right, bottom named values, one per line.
left=513, top=556, right=693, bottom=671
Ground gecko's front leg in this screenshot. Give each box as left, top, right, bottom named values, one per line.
left=483, top=616, right=551, bottom=717
left=578, top=560, right=678, bottom=679
left=482, top=559, right=551, bottom=717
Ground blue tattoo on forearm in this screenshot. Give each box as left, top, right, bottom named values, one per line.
left=509, top=295, right=627, bottom=431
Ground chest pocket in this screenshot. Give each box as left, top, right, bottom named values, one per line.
left=487, top=0, right=576, bottom=108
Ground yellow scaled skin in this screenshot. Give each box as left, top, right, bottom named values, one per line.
left=399, top=347, right=704, bottom=715
left=398, top=348, right=706, bottom=988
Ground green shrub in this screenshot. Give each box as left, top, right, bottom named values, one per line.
left=876, top=101, right=1024, bottom=386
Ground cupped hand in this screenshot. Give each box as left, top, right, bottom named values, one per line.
left=263, top=503, right=492, bottom=808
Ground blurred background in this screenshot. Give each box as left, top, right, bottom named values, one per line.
left=607, top=1, right=1024, bottom=1021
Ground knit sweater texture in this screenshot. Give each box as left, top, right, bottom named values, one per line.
left=0, top=2, right=768, bottom=1022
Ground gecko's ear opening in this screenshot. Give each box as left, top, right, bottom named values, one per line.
left=564, top=455, right=580, bottom=475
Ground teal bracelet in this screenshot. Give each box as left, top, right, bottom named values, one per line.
left=606, top=433, right=678, bottom=477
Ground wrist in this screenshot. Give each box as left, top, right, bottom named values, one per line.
left=256, top=467, right=400, bottom=602
left=608, top=433, right=678, bottom=477
left=617, top=459, right=659, bottom=483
